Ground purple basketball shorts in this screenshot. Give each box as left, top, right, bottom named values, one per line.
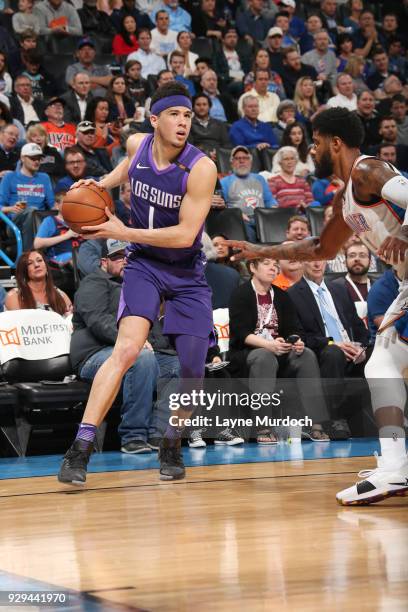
left=117, top=254, right=213, bottom=339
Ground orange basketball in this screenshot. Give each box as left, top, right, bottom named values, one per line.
left=61, top=184, right=114, bottom=233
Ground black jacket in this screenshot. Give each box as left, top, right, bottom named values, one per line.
left=280, top=64, right=317, bottom=100
left=287, top=277, right=369, bottom=353
left=9, top=95, right=45, bottom=126
left=228, top=280, right=303, bottom=376
left=0, top=145, right=20, bottom=172
left=189, top=116, right=231, bottom=150
left=77, top=144, right=112, bottom=177
left=61, top=89, right=94, bottom=124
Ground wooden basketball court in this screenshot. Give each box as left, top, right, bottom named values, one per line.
left=1, top=452, right=407, bottom=611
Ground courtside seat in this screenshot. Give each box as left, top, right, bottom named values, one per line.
left=205, top=208, right=247, bottom=241
left=0, top=384, right=20, bottom=456
left=255, top=207, right=295, bottom=244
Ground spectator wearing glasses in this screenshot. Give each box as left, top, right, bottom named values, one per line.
left=9, top=74, right=44, bottom=127
left=41, top=96, right=76, bottom=153
left=0, top=124, right=21, bottom=176
left=75, top=120, right=112, bottom=177
left=54, top=145, right=92, bottom=193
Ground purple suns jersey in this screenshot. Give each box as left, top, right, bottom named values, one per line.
left=127, top=133, right=206, bottom=263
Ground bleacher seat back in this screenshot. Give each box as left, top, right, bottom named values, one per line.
left=306, top=206, right=325, bottom=236
left=191, top=37, right=213, bottom=58
left=205, top=208, right=247, bottom=241
left=255, top=208, right=295, bottom=244
left=49, top=36, right=81, bottom=55
left=0, top=310, right=72, bottom=383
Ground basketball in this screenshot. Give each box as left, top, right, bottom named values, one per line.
left=61, top=184, right=114, bottom=233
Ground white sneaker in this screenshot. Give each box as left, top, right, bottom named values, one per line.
left=214, top=428, right=244, bottom=446
left=188, top=429, right=206, bottom=448
left=336, top=453, right=408, bottom=506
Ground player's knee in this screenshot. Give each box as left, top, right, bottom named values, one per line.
left=112, top=341, right=144, bottom=372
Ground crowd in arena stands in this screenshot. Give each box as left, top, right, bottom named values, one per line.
left=0, top=0, right=407, bottom=451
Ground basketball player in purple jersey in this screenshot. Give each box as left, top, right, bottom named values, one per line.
left=58, top=82, right=217, bottom=484
left=225, top=108, right=408, bottom=505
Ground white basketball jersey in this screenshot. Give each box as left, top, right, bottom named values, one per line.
left=342, top=155, right=408, bottom=278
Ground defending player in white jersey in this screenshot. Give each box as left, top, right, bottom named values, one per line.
left=224, top=107, right=408, bottom=505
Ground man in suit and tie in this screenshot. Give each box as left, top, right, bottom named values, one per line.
left=288, top=259, right=370, bottom=436
left=61, top=72, right=93, bottom=124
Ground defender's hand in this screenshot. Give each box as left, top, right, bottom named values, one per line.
left=221, top=240, right=266, bottom=262
left=378, top=236, right=408, bottom=263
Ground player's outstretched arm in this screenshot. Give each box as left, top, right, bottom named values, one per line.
left=80, top=156, right=217, bottom=245
left=227, top=187, right=353, bottom=262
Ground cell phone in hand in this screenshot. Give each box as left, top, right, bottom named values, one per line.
left=286, top=334, right=300, bottom=344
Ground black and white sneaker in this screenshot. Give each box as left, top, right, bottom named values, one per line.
left=121, top=440, right=152, bottom=454
left=336, top=453, right=408, bottom=505
left=188, top=429, right=206, bottom=448
left=147, top=437, right=161, bottom=451
left=214, top=428, right=244, bottom=446
left=329, top=419, right=351, bottom=440
left=58, top=440, right=92, bottom=485
left=158, top=438, right=185, bottom=480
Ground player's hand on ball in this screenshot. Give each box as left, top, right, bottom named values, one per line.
left=81, top=207, right=126, bottom=240
left=378, top=236, right=408, bottom=263
left=70, top=178, right=102, bottom=191
left=221, top=240, right=264, bottom=261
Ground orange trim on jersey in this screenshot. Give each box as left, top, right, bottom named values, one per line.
left=384, top=200, right=403, bottom=224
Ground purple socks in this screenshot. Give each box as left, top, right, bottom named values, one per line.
left=75, top=423, right=97, bottom=450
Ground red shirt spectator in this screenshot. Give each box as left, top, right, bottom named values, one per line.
left=112, top=15, right=139, bottom=57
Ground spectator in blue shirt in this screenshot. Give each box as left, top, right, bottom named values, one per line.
left=33, top=190, right=78, bottom=266
left=169, top=50, right=195, bottom=96
left=236, top=0, right=274, bottom=44
left=229, top=95, right=278, bottom=151
left=278, top=0, right=306, bottom=39
left=220, top=145, right=276, bottom=242
left=0, top=142, right=54, bottom=249
left=367, top=269, right=400, bottom=344
left=152, top=0, right=192, bottom=33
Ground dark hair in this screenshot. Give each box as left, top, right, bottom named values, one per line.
left=0, top=100, right=12, bottom=124
left=0, top=51, right=7, bottom=76
left=282, top=122, right=309, bottom=162
left=169, top=50, right=185, bottom=63
left=282, top=46, right=298, bottom=59
left=254, top=68, right=270, bottom=78
left=195, top=56, right=213, bottom=66
left=150, top=81, right=191, bottom=111
left=119, top=13, right=137, bottom=47
left=287, top=215, right=311, bottom=231
left=345, top=240, right=370, bottom=257
left=275, top=10, right=290, bottom=19
left=372, top=46, right=387, bottom=58
left=379, top=115, right=396, bottom=127
left=16, top=251, right=67, bottom=316
left=176, top=30, right=191, bottom=43
left=64, top=145, right=86, bottom=160
left=382, top=12, right=398, bottom=21
left=19, top=29, right=37, bottom=42
left=156, top=9, right=168, bottom=20
left=125, top=59, right=142, bottom=73
left=84, top=96, right=110, bottom=123
left=193, top=92, right=212, bottom=108
left=23, top=49, right=42, bottom=66
left=106, top=75, right=131, bottom=105
left=312, top=108, right=364, bottom=148
left=222, top=26, right=237, bottom=37
left=336, top=32, right=353, bottom=54
left=137, top=28, right=151, bottom=40
left=391, top=94, right=406, bottom=105
left=357, top=89, right=374, bottom=101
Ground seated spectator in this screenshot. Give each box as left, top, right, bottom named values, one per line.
left=54, top=145, right=90, bottom=193
left=288, top=259, right=370, bottom=431
left=373, top=116, right=408, bottom=171
left=115, top=181, right=132, bottom=227
left=110, top=0, right=153, bottom=32
left=302, top=29, right=337, bottom=87
left=272, top=241, right=304, bottom=291
left=84, top=97, right=120, bottom=155
left=299, top=13, right=324, bottom=54
left=112, top=14, right=139, bottom=58
left=61, top=72, right=93, bottom=124
left=191, top=0, right=226, bottom=40
left=319, top=0, right=340, bottom=41
left=272, top=100, right=297, bottom=144
left=343, top=54, right=369, bottom=96
left=236, top=0, right=274, bottom=45
left=375, top=75, right=408, bottom=113
left=379, top=12, right=401, bottom=50
left=238, top=69, right=280, bottom=124
left=293, top=76, right=320, bottom=129
left=229, top=95, right=278, bottom=152
left=378, top=142, right=408, bottom=178
left=243, top=48, right=285, bottom=100
left=25, top=123, right=65, bottom=181
left=0, top=124, right=20, bottom=176
left=366, top=47, right=402, bottom=93
left=336, top=32, right=354, bottom=72
left=66, top=37, right=112, bottom=98
left=4, top=249, right=71, bottom=314
left=127, top=28, right=166, bottom=79
left=75, top=120, right=112, bottom=177
left=106, top=75, right=136, bottom=121
left=228, top=256, right=330, bottom=443
left=388, top=37, right=407, bottom=81
left=264, top=26, right=284, bottom=73
left=263, top=147, right=315, bottom=210
left=280, top=46, right=318, bottom=100
left=176, top=31, right=198, bottom=77
left=168, top=50, right=195, bottom=96
left=280, top=0, right=306, bottom=40
left=332, top=241, right=372, bottom=325
left=0, top=51, right=12, bottom=96
left=326, top=73, right=357, bottom=111
left=286, top=214, right=311, bottom=241
left=220, top=145, right=276, bottom=243
left=7, top=29, right=38, bottom=79
left=280, top=122, right=314, bottom=176
left=33, top=189, right=78, bottom=266
left=79, top=0, right=115, bottom=40
left=41, top=96, right=76, bottom=153
left=343, top=0, right=363, bottom=34
left=274, top=10, right=298, bottom=47
left=0, top=142, right=54, bottom=249
left=356, top=90, right=381, bottom=151
left=9, top=74, right=44, bottom=127
left=0, top=100, right=25, bottom=145
left=18, top=49, right=59, bottom=100
left=200, top=69, right=237, bottom=123
left=143, top=68, right=174, bottom=120
left=189, top=93, right=230, bottom=155
left=201, top=232, right=240, bottom=309
left=12, top=0, right=41, bottom=35
left=151, top=9, right=178, bottom=57
left=34, top=0, right=83, bottom=38
left=77, top=237, right=104, bottom=277
left=124, top=60, right=149, bottom=108
left=390, top=94, right=408, bottom=146
left=352, top=9, right=379, bottom=59
left=312, top=175, right=343, bottom=206
left=367, top=268, right=400, bottom=343
left=151, top=0, right=191, bottom=33
left=212, top=233, right=249, bottom=281
left=69, top=238, right=167, bottom=453
left=214, top=27, right=250, bottom=96
left=0, top=25, right=17, bottom=56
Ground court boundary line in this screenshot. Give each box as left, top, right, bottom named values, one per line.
left=0, top=468, right=359, bottom=499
